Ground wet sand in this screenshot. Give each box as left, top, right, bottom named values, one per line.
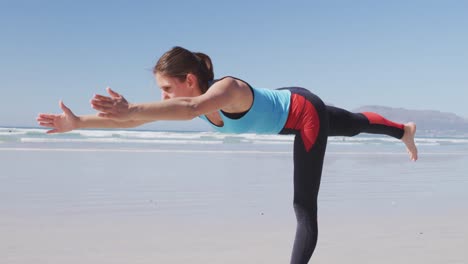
left=1, top=145, right=467, bottom=263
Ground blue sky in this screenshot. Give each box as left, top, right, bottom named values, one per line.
left=1, top=0, right=467, bottom=130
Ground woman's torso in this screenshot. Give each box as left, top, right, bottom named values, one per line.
left=199, top=76, right=291, bottom=134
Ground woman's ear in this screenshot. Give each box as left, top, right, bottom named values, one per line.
left=186, top=73, right=198, bottom=88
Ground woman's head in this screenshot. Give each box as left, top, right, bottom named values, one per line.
left=154, top=46, right=214, bottom=99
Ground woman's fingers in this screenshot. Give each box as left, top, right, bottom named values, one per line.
left=36, top=117, right=53, bottom=122
left=92, top=103, right=113, bottom=113
left=39, top=122, right=56, bottom=128
left=46, top=129, right=59, bottom=134
left=107, top=87, right=121, bottom=98
left=94, top=94, right=113, bottom=101
left=38, top=101, right=78, bottom=134
left=59, top=100, right=73, bottom=116
left=91, top=98, right=114, bottom=108
left=36, top=114, right=54, bottom=121
left=91, top=88, right=129, bottom=120
left=38, top=113, right=58, bottom=119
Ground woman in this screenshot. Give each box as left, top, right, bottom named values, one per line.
left=37, top=46, right=418, bottom=263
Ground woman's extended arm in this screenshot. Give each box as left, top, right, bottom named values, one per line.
left=38, top=77, right=245, bottom=133
left=91, top=78, right=244, bottom=122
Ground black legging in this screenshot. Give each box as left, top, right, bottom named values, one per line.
left=279, top=87, right=404, bottom=263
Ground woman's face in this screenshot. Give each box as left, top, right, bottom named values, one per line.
left=155, top=72, right=199, bottom=100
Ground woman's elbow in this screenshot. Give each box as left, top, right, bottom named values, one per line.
left=185, top=102, right=202, bottom=120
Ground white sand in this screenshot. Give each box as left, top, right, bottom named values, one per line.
left=1, top=146, right=467, bottom=263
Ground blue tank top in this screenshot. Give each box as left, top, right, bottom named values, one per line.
left=199, top=79, right=291, bottom=134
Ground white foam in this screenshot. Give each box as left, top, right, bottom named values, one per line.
left=416, top=137, right=468, bottom=144
left=20, top=138, right=222, bottom=145
left=3, top=128, right=468, bottom=146
left=74, top=130, right=117, bottom=138
left=0, top=147, right=290, bottom=155
left=252, top=140, right=292, bottom=145
left=329, top=137, right=399, bottom=143
left=0, top=128, right=47, bottom=134
left=0, top=131, right=27, bottom=136
left=328, top=142, right=363, bottom=146
left=1, top=147, right=465, bottom=156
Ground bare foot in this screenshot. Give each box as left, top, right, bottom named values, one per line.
left=401, top=122, right=418, bottom=161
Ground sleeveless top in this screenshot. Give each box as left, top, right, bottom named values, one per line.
left=198, top=77, right=291, bottom=134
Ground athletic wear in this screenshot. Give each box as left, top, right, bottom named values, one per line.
left=278, top=87, right=404, bottom=263
left=199, top=77, right=291, bottom=134
left=199, top=78, right=406, bottom=264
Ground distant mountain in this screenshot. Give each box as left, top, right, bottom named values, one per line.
left=352, top=105, right=468, bottom=137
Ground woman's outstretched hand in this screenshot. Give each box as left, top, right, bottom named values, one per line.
left=91, top=87, right=134, bottom=121
left=37, top=101, right=79, bottom=134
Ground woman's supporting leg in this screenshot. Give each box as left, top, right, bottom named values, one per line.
left=290, top=129, right=328, bottom=264
left=279, top=88, right=329, bottom=263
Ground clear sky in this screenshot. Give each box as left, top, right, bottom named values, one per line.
left=1, top=0, right=467, bottom=130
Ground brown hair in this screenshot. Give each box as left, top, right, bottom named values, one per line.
left=153, top=46, right=214, bottom=93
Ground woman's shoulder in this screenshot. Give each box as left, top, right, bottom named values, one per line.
left=212, top=75, right=241, bottom=84
left=212, top=76, right=253, bottom=90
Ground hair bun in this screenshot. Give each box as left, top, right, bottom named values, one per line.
left=193, top=52, right=214, bottom=81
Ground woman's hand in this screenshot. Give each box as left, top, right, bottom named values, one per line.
left=91, top=87, right=134, bottom=121
left=37, top=101, right=79, bottom=134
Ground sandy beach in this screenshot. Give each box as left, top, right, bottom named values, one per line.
left=1, top=134, right=467, bottom=263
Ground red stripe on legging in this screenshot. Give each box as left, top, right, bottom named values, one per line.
left=362, top=112, right=404, bottom=129
left=285, top=94, right=320, bottom=152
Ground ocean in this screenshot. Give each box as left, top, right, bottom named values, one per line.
left=1, top=127, right=467, bottom=263
left=2, top=127, right=468, bottom=149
